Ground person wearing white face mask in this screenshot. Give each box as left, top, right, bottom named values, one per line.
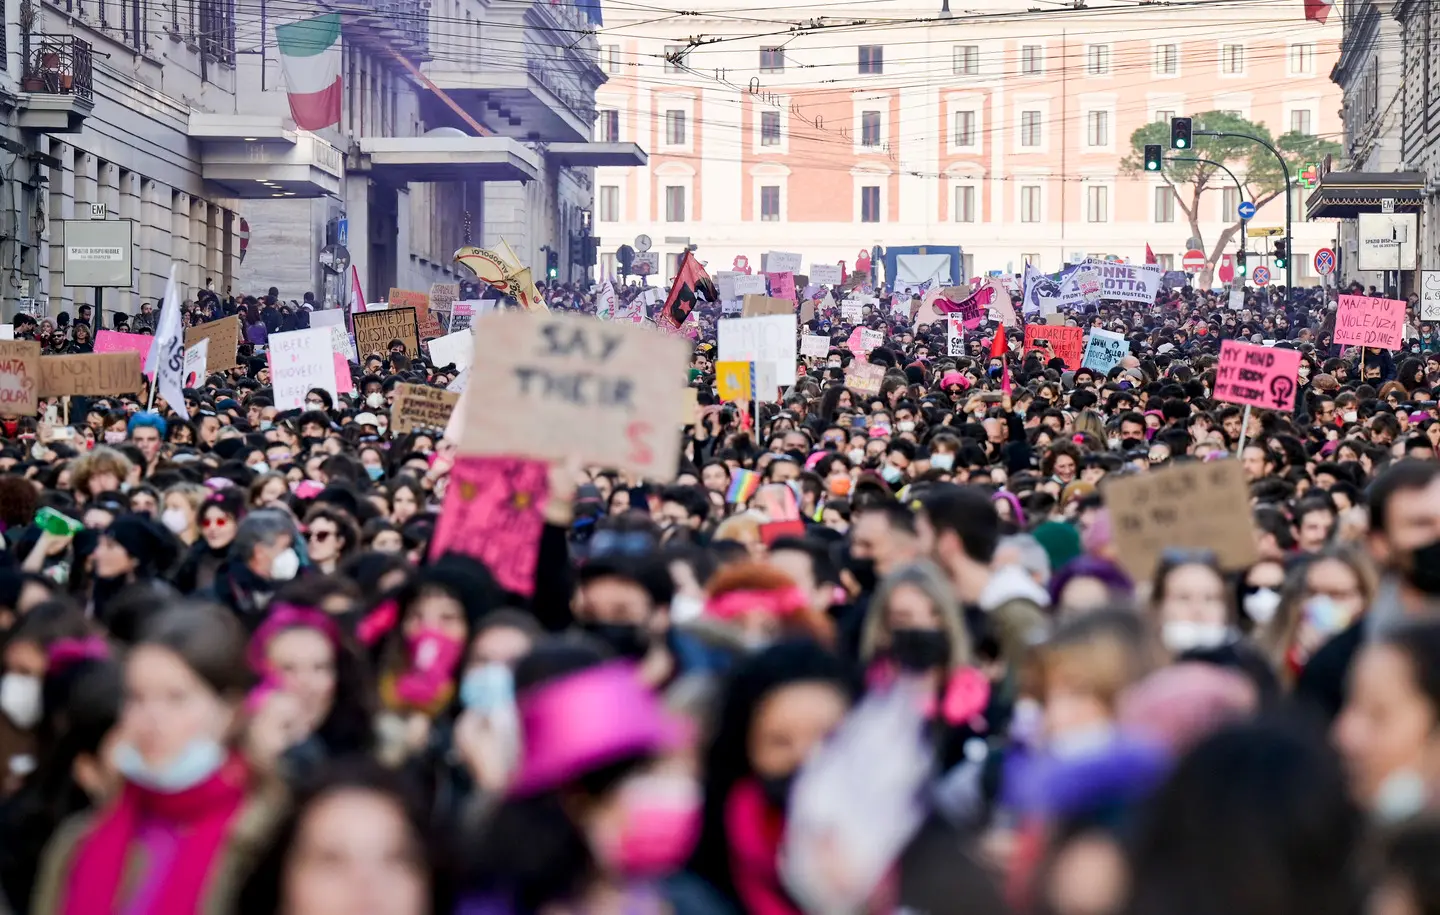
left=1151, top=552, right=1236, bottom=656
left=159, top=482, right=208, bottom=547
left=31, top=606, right=278, bottom=915
left=207, top=509, right=306, bottom=630
left=0, top=604, right=95, bottom=790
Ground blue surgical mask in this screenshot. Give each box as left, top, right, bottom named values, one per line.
left=930, top=452, right=955, bottom=471
left=880, top=464, right=904, bottom=484
left=460, top=663, right=515, bottom=713
left=366, top=465, right=385, bottom=481
left=114, top=738, right=226, bottom=794
left=259, top=420, right=274, bottom=431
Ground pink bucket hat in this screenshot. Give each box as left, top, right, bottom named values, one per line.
left=940, top=371, right=971, bottom=391
left=509, top=661, right=689, bottom=798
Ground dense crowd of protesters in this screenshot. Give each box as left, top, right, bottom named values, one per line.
left=0, top=269, right=1438, bottom=915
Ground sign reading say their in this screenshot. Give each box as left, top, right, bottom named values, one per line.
left=354, top=307, right=421, bottom=359
left=461, top=312, right=690, bottom=479
left=391, top=382, right=460, bottom=434
left=1105, top=460, right=1258, bottom=582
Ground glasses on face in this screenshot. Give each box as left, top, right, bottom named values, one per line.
left=306, top=529, right=335, bottom=543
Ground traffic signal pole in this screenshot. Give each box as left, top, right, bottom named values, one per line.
left=1194, top=129, right=1293, bottom=306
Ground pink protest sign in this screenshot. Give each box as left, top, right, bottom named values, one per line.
left=428, top=455, right=549, bottom=596
left=1335, top=294, right=1406, bottom=350
left=847, top=327, right=883, bottom=357
left=765, top=271, right=797, bottom=303
left=936, top=283, right=996, bottom=329
left=94, top=331, right=154, bottom=371
left=1213, top=340, right=1302, bottom=412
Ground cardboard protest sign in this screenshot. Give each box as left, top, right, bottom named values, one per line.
left=847, top=327, right=884, bottom=357
left=743, top=295, right=793, bottom=318
left=429, top=456, right=549, bottom=596
left=1096, top=262, right=1163, bottom=304
left=718, top=314, right=798, bottom=385
left=681, top=388, right=698, bottom=425
left=947, top=319, right=964, bottom=357
left=182, top=339, right=209, bottom=389
left=311, top=309, right=357, bottom=362
left=765, top=272, right=797, bottom=303
left=1335, top=294, right=1405, bottom=350
left=94, top=331, right=154, bottom=370
left=269, top=328, right=337, bottom=411
left=391, top=382, right=460, bottom=434
left=461, top=312, right=690, bottom=479
left=1214, top=340, right=1302, bottom=411
left=800, top=335, right=831, bottom=359
left=354, top=308, right=421, bottom=359
left=1081, top=328, right=1128, bottom=374
left=427, top=331, right=473, bottom=372
left=1105, top=459, right=1258, bottom=582
left=389, top=289, right=442, bottom=342
left=1024, top=324, right=1084, bottom=370
left=991, top=291, right=1019, bottom=328
left=734, top=274, right=768, bottom=296
left=0, top=341, right=40, bottom=415
left=38, top=353, right=140, bottom=397
left=810, top=264, right=842, bottom=285
left=184, top=317, right=241, bottom=372
left=764, top=251, right=802, bottom=274
left=846, top=363, right=885, bottom=396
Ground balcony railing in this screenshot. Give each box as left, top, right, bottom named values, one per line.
left=21, top=35, right=95, bottom=103
left=526, top=58, right=597, bottom=125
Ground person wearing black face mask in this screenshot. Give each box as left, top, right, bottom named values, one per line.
left=573, top=556, right=707, bottom=690
left=1117, top=411, right=1149, bottom=451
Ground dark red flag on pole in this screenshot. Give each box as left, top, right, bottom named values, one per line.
left=662, top=251, right=719, bottom=328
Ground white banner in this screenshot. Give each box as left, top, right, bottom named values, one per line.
left=1096, top=262, right=1164, bottom=304
left=734, top=274, right=768, bottom=296
left=718, top=315, right=798, bottom=385
left=947, top=318, right=964, bottom=356
left=765, top=251, right=803, bottom=273
left=270, top=328, right=337, bottom=411
left=810, top=264, right=842, bottom=285
left=800, top=335, right=830, bottom=358
left=1422, top=271, right=1440, bottom=321
left=895, top=254, right=951, bottom=295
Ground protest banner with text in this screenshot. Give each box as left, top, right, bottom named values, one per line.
left=392, top=382, right=461, bottom=434
left=0, top=341, right=40, bottom=415
left=1105, top=460, right=1258, bottom=581
left=718, top=314, right=799, bottom=385
left=1334, top=294, right=1405, bottom=350
left=1213, top=340, right=1302, bottom=411
left=1024, top=324, right=1084, bottom=370
left=1081, top=328, right=1128, bottom=374
left=354, top=307, right=421, bottom=359
left=39, top=353, right=140, bottom=398
left=184, top=317, right=241, bottom=372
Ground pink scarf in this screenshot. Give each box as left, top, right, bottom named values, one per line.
left=61, top=754, right=249, bottom=915
left=724, top=778, right=799, bottom=915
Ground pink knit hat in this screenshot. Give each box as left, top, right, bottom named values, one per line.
left=941, top=371, right=971, bottom=390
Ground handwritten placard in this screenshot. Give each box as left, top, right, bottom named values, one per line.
left=269, top=328, right=336, bottom=410
left=1335, top=294, right=1405, bottom=350
left=1081, top=328, right=1128, bottom=374
left=847, top=327, right=884, bottom=357
left=764, top=251, right=802, bottom=274
left=1096, top=262, right=1163, bottom=304
left=800, top=335, right=831, bottom=359
left=354, top=307, right=421, bottom=359
left=743, top=295, right=793, bottom=318
left=1214, top=340, right=1302, bottom=411
left=184, top=317, right=241, bottom=372
left=841, top=303, right=863, bottom=323
left=1105, top=460, right=1258, bottom=582
left=427, top=330, right=473, bottom=372
left=392, top=382, right=460, bottom=434
left=733, top=274, right=768, bottom=296
left=1024, top=324, right=1084, bottom=370
left=38, top=353, right=140, bottom=397
left=810, top=264, right=842, bottom=285
left=765, top=271, right=797, bottom=303
left=846, top=363, right=885, bottom=396
left=947, top=318, right=964, bottom=356
left=460, top=312, right=690, bottom=479
left=717, top=314, right=799, bottom=385
left=0, top=341, right=40, bottom=415
left=428, top=456, right=549, bottom=597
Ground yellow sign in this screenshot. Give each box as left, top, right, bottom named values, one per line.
left=1246, top=226, right=1285, bottom=238
left=716, top=361, right=752, bottom=403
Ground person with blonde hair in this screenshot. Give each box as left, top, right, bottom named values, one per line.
left=68, top=447, right=134, bottom=504
left=159, top=482, right=209, bottom=546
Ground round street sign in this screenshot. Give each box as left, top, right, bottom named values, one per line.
left=1238, top=201, right=1257, bottom=220
left=318, top=244, right=350, bottom=275
left=1252, top=265, right=1271, bottom=287
left=634, top=234, right=652, bottom=253
left=1314, top=247, right=1336, bottom=276
left=1182, top=249, right=1207, bottom=272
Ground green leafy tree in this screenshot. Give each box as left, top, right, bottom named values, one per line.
left=1121, top=111, right=1340, bottom=287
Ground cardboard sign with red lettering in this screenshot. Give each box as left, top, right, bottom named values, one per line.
left=428, top=456, right=549, bottom=596
left=847, top=363, right=885, bottom=396
left=0, top=341, right=40, bottom=416
left=1335, top=294, right=1405, bottom=350
left=1024, top=324, right=1084, bottom=370
left=1214, top=340, right=1302, bottom=411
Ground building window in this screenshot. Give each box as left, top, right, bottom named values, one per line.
left=861, top=110, right=882, bottom=147
left=1021, top=185, right=1041, bottom=222
left=1086, top=110, right=1109, bottom=147
left=599, top=186, right=619, bottom=222
left=601, top=44, right=620, bottom=73
left=1020, top=110, right=1042, bottom=148
left=667, top=253, right=681, bottom=278
left=760, top=47, right=785, bottom=73
left=1289, top=42, right=1314, bottom=75
left=1155, top=109, right=1175, bottom=124
left=861, top=185, right=881, bottom=222
left=1155, top=253, right=1175, bottom=271
left=1290, top=109, right=1313, bottom=135
left=954, top=185, right=976, bottom=223
left=953, top=44, right=979, bottom=75
left=1222, top=109, right=1244, bottom=118
left=1154, top=43, right=1178, bottom=75
left=665, top=186, right=686, bottom=222
left=1154, top=186, right=1175, bottom=222
left=1221, top=44, right=1244, bottom=74
left=760, top=185, right=781, bottom=221
left=663, top=44, right=685, bottom=73
left=1086, top=44, right=1110, bottom=75
left=664, top=110, right=686, bottom=145
left=953, top=110, right=976, bottom=146
left=760, top=110, right=781, bottom=146
left=1086, top=185, right=1109, bottom=223
left=1020, top=45, right=1043, bottom=75
left=598, top=109, right=619, bottom=142
left=859, top=45, right=884, bottom=74
left=1222, top=186, right=1241, bottom=217
left=1022, top=253, right=1041, bottom=268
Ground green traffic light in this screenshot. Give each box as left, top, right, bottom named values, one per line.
left=1176, top=138, right=1188, bottom=148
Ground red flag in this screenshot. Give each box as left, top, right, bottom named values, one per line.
left=1145, top=244, right=1157, bottom=265
left=662, top=251, right=719, bottom=328
left=1304, top=0, right=1331, bottom=22
left=989, top=324, right=1007, bottom=361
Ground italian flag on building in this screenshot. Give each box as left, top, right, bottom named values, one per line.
left=276, top=13, right=342, bottom=131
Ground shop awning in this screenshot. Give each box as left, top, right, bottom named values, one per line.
left=1306, top=170, right=1426, bottom=219
left=546, top=141, right=648, bottom=168
left=355, top=136, right=540, bottom=183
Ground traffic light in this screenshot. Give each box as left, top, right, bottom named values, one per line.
left=1144, top=144, right=1162, bottom=172
left=1170, top=116, right=1192, bottom=150
left=545, top=248, right=559, bottom=279
left=1272, top=240, right=1288, bottom=270
left=568, top=233, right=584, bottom=266
left=583, top=236, right=599, bottom=267
left=1236, top=250, right=1248, bottom=278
